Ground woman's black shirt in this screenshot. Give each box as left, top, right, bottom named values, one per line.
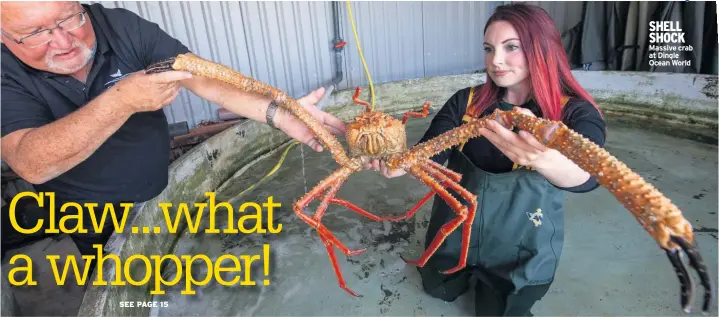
left=416, top=86, right=607, bottom=193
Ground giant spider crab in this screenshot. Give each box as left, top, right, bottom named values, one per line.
left=147, top=53, right=713, bottom=314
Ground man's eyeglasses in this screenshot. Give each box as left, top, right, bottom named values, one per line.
left=2, top=10, right=87, bottom=49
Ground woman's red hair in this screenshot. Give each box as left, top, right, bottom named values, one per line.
left=467, top=3, right=601, bottom=121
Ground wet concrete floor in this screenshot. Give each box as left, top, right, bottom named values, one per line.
left=3, top=115, right=718, bottom=316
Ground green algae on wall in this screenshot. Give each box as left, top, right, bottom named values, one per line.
left=599, top=102, right=718, bottom=144
left=596, top=92, right=718, bottom=117
left=78, top=121, right=296, bottom=317
left=323, top=73, right=487, bottom=119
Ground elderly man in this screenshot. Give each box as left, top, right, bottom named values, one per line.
left=1, top=1, right=345, bottom=261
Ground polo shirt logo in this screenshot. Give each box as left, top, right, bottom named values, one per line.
left=104, top=68, right=130, bottom=88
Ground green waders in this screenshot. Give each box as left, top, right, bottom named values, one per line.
left=417, top=148, right=565, bottom=316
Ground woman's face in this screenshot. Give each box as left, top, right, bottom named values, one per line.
left=483, top=21, right=529, bottom=89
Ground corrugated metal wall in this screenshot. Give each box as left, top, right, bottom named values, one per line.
left=86, top=1, right=498, bottom=128
left=515, top=1, right=584, bottom=34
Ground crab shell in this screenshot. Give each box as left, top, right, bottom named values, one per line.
left=345, top=111, right=408, bottom=159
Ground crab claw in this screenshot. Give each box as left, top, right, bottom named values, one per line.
left=145, top=57, right=177, bottom=74
left=664, top=235, right=714, bottom=314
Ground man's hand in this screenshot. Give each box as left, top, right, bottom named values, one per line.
left=108, top=70, right=193, bottom=115
left=0, top=69, right=192, bottom=184
left=273, top=87, right=347, bottom=152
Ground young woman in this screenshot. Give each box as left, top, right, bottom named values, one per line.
left=376, top=3, right=607, bottom=316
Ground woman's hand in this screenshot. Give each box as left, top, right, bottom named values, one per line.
left=364, top=159, right=407, bottom=178
left=379, top=160, right=407, bottom=178
left=478, top=107, right=554, bottom=169
left=479, top=106, right=590, bottom=188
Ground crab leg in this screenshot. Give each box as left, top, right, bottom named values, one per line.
left=352, top=87, right=371, bottom=111
left=399, top=163, right=477, bottom=274
left=380, top=190, right=435, bottom=222
left=496, top=109, right=714, bottom=313
left=427, top=159, right=463, bottom=182
left=329, top=198, right=383, bottom=221
left=292, top=166, right=366, bottom=297
left=329, top=182, right=436, bottom=222
left=145, top=53, right=357, bottom=169
left=416, top=163, right=477, bottom=274
left=381, top=160, right=463, bottom=222
left=401, top=102, right=431, bottom=124
left=392, top=108, right=713, bottom=313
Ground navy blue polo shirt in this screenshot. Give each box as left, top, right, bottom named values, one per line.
left=1, top=3, right=190, bottom=204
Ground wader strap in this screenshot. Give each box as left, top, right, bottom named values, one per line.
left=457, top=89, right=570, bottom=171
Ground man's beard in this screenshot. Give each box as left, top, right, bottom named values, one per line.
left=45, top=40, right=96, bottom=74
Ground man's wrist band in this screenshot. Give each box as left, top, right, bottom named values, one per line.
left=266, top=100, right=279, bottom=129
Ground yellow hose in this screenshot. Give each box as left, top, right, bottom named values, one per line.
left=237, top=141, right=300, bottom=197
left=346, top=0, right=376, bottom=111
left=239, top=1, right=375, bottom=196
